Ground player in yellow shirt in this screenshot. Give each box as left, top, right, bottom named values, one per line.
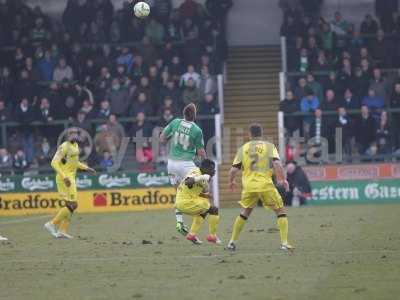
left=175, top=159, right=221, bottom=245
left=226, top=124, right=293, bottom=251
left=44, top=128, right=96, bottom=239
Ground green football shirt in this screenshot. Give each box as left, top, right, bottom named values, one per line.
left=162, top=118, right=205, bottom=161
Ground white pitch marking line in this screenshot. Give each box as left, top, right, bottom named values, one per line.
left=0, top=215, right=49, bottom=225
left=0, top=249, right=399, bottom=265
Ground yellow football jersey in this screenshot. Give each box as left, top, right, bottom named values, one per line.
left=51, top=141, right=88, bottom=178
left=176, top=168, right=209, bottom=200
left=232, top=140, right=280, bottom=192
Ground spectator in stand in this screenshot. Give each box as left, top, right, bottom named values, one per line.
left=360, top=14, right=379, bottom=36
left=306, top=73, right=324, bottom=103
left=371, top=30, right=392, bottom=67
left=98, top=99, right=111, bottom=119
left=159, top=79, right=181, bottom=105
left=390, top=82, right=400, bottom=134
left=106, top=78, right=129, bottom=117
left=352, top=67, right=370, bottom=100
left=180, top=64, right=200, bottom=87
left=130, top=92, right=154, bottom=117
left=72, top=110, right=91, bottom=133
left=340, top=88, right=360, bottom=110
left=330, top=11, right=350, bottom=36
left=301, top=88, right=320, bottom=138
left=322, top=71, right=340, bottom=96
left=182, top=78, right=201, bottom=105
left=294, top=77, right=308, bottom=100
left=284, top=161, right=311, bottom=206
left=356, top=105, right=376, bottom=155
left=100, top=151, right=114, bottom=169
left=199, top=65, right=217, bottom=101
left=298, top=48, right=309, bottom=73
left=0, top=148, right=12, bottom=171
left=0, top=99, right=11, bottom=122
left=13, top=149, right=29, bottom=174
left=154, top=0, right=172, bottom=25
left=336, top=107, right=354, bottom=158
left=369, top=68, right=389, bottom=105
left=158, top=95, right=178, bottom=116
left=131, top=55, right=146, bottom=82
left=107, top=114, right=126, bottom=143
left=313, top=50, right=332, bottom=72
left=145, top=18, right=165, bottom=44
left=375, top=110, right=392, bottom=157
left=199, top=93, right=219, bottom=115
left=362, top=88, right=385, bottom=118
left=169, top=55, right=185, bottom=81
left=94, top=124, right=120, bottom=157
left=14, top=98, right=35, bottom=163
left=158, top=108, right=175, bottom=128
left=53, top=57, right=74, bottom=82
left=321, top=89, right=339, bottom=112
left=36, top=137, right=52, bottom=166
left=37, top=50, right=55, bottom=81
left=15, top=70, right=37, bottom=103
left=205, top=0, right=233, bottom=33
left=138, top=36, right=157, bottom=67
left=116, top=47, right=134, bottom=74
left=280, top=90, right=300, bottom=136
left=81, top=99, right=96, bottom=119
left=320, top=22, right=337, bottom=56
left=0, top=67, right=14, bottom=103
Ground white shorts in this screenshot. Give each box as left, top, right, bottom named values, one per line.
left=167, top=159, right=196, bottom=186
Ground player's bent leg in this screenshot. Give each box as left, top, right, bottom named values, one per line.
left=206, top=206, right=222, bottom=244
left=226, top=207, right=253, bottom=251
left=186, top=215, right=205, bottom=245
left=57, top=201, right=77, bottom=239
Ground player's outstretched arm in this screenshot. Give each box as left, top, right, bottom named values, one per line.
left=272, top=159, right=289, bottom=191
left=229, top=166, right=240, bottom=192
left=78, top=162, right=97, bottom=175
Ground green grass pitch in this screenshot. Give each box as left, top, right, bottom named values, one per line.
left=1, top=204, right=400, bottom=300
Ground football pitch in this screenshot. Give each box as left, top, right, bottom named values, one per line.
left=1, top=204, right=400, bottom=300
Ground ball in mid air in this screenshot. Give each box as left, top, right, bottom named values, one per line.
left=134, top=2, right=150, bottom=19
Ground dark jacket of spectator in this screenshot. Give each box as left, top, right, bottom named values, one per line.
left=356, top=108, right=376, bottom=152
left=0, top=101, right=11, bottom=122
left=280, top=91, right=300, bottom=134
left=106, top=85, right=129, bottom=116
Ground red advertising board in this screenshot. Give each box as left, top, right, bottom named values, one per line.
left=303, top=163, right=400, bottom=182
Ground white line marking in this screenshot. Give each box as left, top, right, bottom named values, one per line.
left=0, top=249, right=398, bottom=265
left=0, top=215, right=49, bottom=225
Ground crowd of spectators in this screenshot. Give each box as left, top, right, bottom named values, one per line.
left=0, top=0, right=232, bottom=173
left=279, top=0, right=400, bottom=162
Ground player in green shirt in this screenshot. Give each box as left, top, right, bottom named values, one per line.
left=160, top=103, right=207, bottom=235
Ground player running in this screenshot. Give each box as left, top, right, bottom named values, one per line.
left=175, top=159, right=221, bottom=244
left=44, top=128, right=96, bottom=239
left=226, top=124, right=294, bottom=252
left=160, top=103, right=207, bottom=236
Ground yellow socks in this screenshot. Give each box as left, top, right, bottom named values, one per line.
left=230, top=215, right=247, bottom=242
left=190, top=215, right=205, bottom=235
left=59, top=219, right=71, bottom=234
left=208, top=215, right=220, bottom=235
left=277, top=215, right=289, bottom=245
left=51, top=207, right=71, bottom=226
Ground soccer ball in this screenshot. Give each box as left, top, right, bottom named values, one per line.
left=134, top=2, right=150, bottom=18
